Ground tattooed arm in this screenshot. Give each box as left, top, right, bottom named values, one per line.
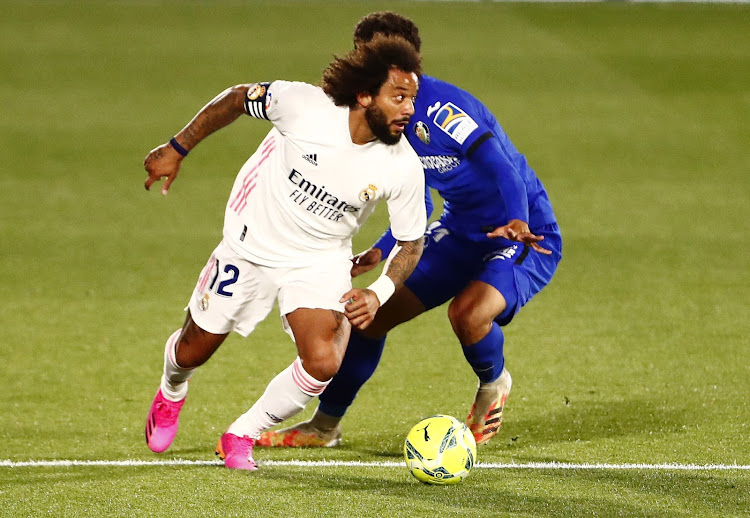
left=380, top=238, right=424, bottom=290
left=143, top=85, right=251, bottom=195
left=340, top=237, right=424, bottom=330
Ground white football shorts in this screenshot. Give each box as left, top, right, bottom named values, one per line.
left=187, top=239, right=352, bottom=338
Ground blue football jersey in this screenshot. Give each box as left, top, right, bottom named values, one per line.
left=406, top=75, right=556, bottom=243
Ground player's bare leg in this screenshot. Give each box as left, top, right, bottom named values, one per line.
left=450, top=280, right=512, bottom=445
left=218, top=308, right=350, bottom=465
left=172, top=312, right=230, bottom=368
left=146, top=312, right=228, bottom=453
left=288, top=307, right=351, bottom=380
left=258, top=287, right=426, bottom=447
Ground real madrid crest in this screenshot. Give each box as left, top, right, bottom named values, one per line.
left=199, top=293, right=210, bottom=311
left=247, top=83, right=266, bottom=101
left=414, top=121, right=430, bottom=145
left=359, top=184, right=378, bottom=202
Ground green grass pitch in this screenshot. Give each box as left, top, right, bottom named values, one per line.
left=1, top=1, right=748, bottom=516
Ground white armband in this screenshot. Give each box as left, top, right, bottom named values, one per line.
left=367, top=275, right=395, bottom=305
left=366, top=243, right=402, bottom=304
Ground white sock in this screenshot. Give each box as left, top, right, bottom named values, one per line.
left=159, top=329, right=194, bottom=402
left=226, top=357, right=330, bottom=439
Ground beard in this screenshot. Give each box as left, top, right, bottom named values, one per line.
left=365, top=104, right=403, bottom=146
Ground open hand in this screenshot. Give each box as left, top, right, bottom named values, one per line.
left=486, top=219, right=551, bottom=255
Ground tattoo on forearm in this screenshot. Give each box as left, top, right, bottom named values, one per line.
left=178, top=87, right=246, bottom=149
left=385, top=238, right=424, bottom=286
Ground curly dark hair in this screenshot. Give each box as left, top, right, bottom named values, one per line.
left=321, top=34, right=421, bottom=108
left=353, top=11, right=421, bottom=52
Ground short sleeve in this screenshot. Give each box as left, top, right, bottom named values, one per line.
left=245, top=80, right=320, bottom=131
left=386, top=157, right=427, bottom=242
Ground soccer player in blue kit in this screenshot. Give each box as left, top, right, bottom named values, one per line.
left=258, top=12, right=562, bottom=448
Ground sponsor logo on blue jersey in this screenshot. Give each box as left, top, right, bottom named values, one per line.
left=432, top=102, right=478, bottom=145
left=486, top=245, right=519, bottom=262
left=419, top=155, right=461, bottom=174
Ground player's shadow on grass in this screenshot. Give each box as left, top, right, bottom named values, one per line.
left=355, top=395, right=694, bottom=458
left=159, top=446, right=217, bottom=456
left=254, top=467, right=685, bottom=517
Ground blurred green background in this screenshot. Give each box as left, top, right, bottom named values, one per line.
left=1, top=1, right=748, bottom=516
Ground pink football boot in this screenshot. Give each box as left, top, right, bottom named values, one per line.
left=145, top=388, right=185, bottom=453
left=216, top=433, right=258, bottom=471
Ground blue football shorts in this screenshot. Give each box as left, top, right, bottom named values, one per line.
left=404, top=221, right=562, bottom=326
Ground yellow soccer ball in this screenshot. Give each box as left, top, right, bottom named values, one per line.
left=403, top=414, right=477, bottom=485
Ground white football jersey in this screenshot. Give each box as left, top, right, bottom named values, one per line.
left=222, top=80, right=426, bottom=267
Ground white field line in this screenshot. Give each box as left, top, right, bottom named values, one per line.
left=1, top=459, right=748, bottom=470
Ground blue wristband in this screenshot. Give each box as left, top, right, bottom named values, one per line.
left=169, top=137, right=189, bottom=157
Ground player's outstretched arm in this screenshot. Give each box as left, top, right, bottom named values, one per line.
left=144, top=84, right=251, bottom=195
left=486, top=219, right=551, bottom=255
left=341, top=237, right=424, bottom=329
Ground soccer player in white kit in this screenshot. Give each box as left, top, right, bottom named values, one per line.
left=142, top=35, right=426, bottom=470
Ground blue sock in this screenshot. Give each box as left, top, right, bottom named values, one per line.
left=318, top=333, right=386, bottom=418
left=461, top=322, right=505, bottom=384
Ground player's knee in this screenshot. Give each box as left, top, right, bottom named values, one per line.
left=300, top=349, right=343, bottom=382
left=447, top=299, right=487, bottom=343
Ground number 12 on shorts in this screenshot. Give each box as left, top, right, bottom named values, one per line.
left=208, top=259, right=239, bottom=297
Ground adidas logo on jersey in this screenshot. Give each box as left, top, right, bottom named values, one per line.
left=302, top=153, right=318, bottom=166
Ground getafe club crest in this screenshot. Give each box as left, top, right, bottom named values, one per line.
left=359, top=184, right=378, bottom=202
left=414, top=121, right=430, bottom=145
